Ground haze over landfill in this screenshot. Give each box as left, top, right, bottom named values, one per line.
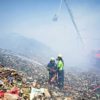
left=0, top=0, right=100, bottom=67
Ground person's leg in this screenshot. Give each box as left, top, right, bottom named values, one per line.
left=57, top=71, right=62, bottom=88
left=49, top=72, right=53, bottom=84
left=51, top=73, right=57, bottom=84
left=48, top=72, right=51, bottom=83
left=54, top=73, right=58, bottom=85
left=58, top=70, right=64, bottom=89
left=61, top=70, right=64, bottom=88
left=57, top=71, right=59, bottom=87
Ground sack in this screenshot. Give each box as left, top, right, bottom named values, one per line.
left=0, top=91, right=4, bottom=97
left=4, top=93, right=19, bottom=100
left=50, top=74, right=57, bottom=82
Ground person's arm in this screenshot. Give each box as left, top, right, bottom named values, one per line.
left=46, top=64, right=49, bottom=71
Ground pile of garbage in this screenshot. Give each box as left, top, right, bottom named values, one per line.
left=63, top=70, right=100, bottom=100
left=0, top=65, right=72, bottom=100
left=0, top=64, right=100, bottom=100
left=0, top=65, right=25, bottom=99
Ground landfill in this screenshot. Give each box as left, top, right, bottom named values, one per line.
left=0, top=64, right=99, bottom=100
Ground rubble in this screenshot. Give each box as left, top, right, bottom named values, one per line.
left=0, top=63, right=100, bottom=99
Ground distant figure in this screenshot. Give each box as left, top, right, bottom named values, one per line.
left=56, top=54, right=64, bottom=89
left=47, top=57, right=57, bottom=84
left=7, top=73, right=14, bottom=86
left=0, top=63, right=4, bottom=68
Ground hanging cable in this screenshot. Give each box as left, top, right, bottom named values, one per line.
left=53, top=0, right=63, bottom=21
left=64, top=0, right=84, bottom=46
left=57, top=0, right=63, bottom=16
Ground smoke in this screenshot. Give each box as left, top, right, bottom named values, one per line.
left=0, top=0, right=100, bottom=71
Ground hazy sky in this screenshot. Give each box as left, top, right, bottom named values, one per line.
left=0, top=0, right=100, bottom=66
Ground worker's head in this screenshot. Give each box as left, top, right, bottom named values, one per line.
left=58, top=54, right=62, bottom=58
left=57, top=54, right=62, bottom=60
left=50, top=57, right=55, bottom=62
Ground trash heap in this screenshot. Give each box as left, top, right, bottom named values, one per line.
left=63, top=71, right=100, bottom=100
left=0, top=65, right=72, bottom=100
left=0, top=64, right=100, bottom=100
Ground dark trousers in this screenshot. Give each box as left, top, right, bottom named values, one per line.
left=58, top=70, right=64, bottom=89
left=49, top=72, right=53, bottom=81
left=49, top=72, right=57, bottom=84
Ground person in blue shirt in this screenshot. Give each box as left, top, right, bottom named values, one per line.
left=47, top=57, right=57, bottom=84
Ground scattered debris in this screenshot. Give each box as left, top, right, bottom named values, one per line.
left=0, top=62, right=100, bottom=99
